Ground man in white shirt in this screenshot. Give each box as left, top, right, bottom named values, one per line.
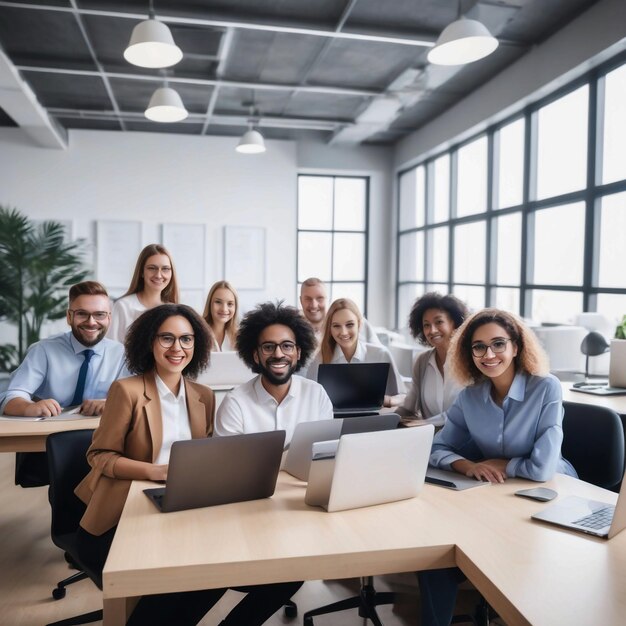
left=215, top=301, right=333, bottom=446
left=299, top=277, right=382, bottom=346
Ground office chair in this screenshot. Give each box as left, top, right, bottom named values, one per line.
left=46, top=429, right=102, bottom=626
left=562, top=401, right=625, bottom=492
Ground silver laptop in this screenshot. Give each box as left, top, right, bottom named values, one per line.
left=532, top=470, right=626, bottom=539
left=571, top=339, right=626, bottom=396
left=144, top=430, right=285, bottom=513
left=317, top=363, right=389, bottom=416
left=196, top=351, right=255, bottom=390
left=284, top=414, right=401, bottom=481
left=425, top=467, right=490, bottom=491
left=304, top=425, right=434, bottom=512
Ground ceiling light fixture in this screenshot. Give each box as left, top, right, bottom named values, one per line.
left=236, top=102, right=266, bottom=154
left=145, top=85, right=188, bottom=122
left=427, top=1, right=498, bottom=66
left=123, top=1, right=183, bottom=68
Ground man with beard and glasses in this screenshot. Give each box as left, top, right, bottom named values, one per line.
left=215, top=301, right=332, bottom=446
left=1, top=281, right=129, bottom=419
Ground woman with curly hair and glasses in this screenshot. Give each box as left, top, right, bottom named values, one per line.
left=75, top=303, right=299, bottom=626
left=417, top=308, right=576, bottom=626
left=397, top=292, right=468, bottom=422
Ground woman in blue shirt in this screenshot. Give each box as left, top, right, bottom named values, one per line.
left=419, top=308, right=576, bottom=626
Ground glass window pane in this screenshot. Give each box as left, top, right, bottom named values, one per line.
left=426, top=283, right=449, bottom=293
left=334, top=178, right=366, bottom=231
left=330, top=283, right=365, bottom=313
left=495, top=212, right=522, bottom=285
left=298, top=232, right=331, bottom=282
left=598, top=192, right=626, bottom=288
left=433, top=155, right=450, bottom=223
left=493, top=287, right=520, bottom=314
left=429, top=226, right=449, bottom=283
left=454, top=221, right=486, bottom=284
left=497, top=118, right=524, bottom=209
left=333, top=233, right=365, bottom=281
left=399, top=167, right=425, bottom=231
left=298, top=176, right=333, bottom=230
left=536, top=85, right=588, bottom=200
left=596, top=294, right=626, bottom=326
left=532, top=202, right=584, bottom=286
left=602, top=63, right=626, bottom=185
left=398, top=284, right=423, bottom=329
left=530, top=290, right=582, bottom=324
left=457, top=136, right=487, bottom=217
left=452, top=285, right=485, bottom=311
left=398, top=232, right=424, bottom=282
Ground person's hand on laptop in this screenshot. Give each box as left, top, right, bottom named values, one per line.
left=79, top=398, right=106, bottom=416
left=149, top=464, right=168, bottom=483
left=21, top=398, right=63, bottom=417
left=453, top=458, right=508, bottom=484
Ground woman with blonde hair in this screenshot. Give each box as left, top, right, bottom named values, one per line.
left=306, top=298, right=405, bottom=406
left=107, top=244, right=179, bottom=343
left=202, top=280, right=239, bottom=351
left=418, top=308, right=576, bottom=626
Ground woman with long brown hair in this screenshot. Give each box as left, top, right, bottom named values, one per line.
left=202, top=280, right=239, bottom=351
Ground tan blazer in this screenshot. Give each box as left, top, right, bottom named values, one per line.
left=75, top=372, right=215, bottom=536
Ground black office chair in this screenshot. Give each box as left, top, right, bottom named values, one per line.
left=46, top=429, right=102, bottom=626
left=562, top=401, right=625, bottom=492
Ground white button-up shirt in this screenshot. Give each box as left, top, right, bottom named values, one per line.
left=421, top=350, right=463, bottom=418
left=154, top=374, right=192, bottom=465
left=215, top=374, right=333, bottom=446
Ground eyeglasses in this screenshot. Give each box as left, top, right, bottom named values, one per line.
left=145, top=265, right=172, bottom=274
left=68, top=310, right=110, bottom=323
left=471, top=338, right=512, bottom=358
left=258, top=341, right=297, bottom=356
left=156, top=333, right=195, bottom=349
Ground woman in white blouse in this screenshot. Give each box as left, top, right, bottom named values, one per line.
left=107, top=244, right=179, bottom=343
left=397, top=292, right=468, bottom=422
left=306, top=298, right=405, bottom=406
left=202, top=280, right=239, bottom=351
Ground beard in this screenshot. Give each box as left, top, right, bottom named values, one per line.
left=258, top=357, right=297, bottom=386
left=71, top=324, right=107, bottom=347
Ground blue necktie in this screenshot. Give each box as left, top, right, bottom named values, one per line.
left=71, top=349, right=95, bottom=406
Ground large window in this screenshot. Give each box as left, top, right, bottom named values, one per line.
left=298, top=175, right=368, bottom=313
left=396, top=53, right=626, bottom=327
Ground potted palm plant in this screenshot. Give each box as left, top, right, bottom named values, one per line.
left=0, top=206, right=89, bottom=372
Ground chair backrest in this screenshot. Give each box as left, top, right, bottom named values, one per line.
left=46, top=429, right=94, bottom=541
left=562, top=401, right=625, bottom=491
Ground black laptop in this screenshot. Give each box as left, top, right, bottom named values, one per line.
left=144, top=430, right=285, bottom=513
left=317, top=362, right=390, bottom=416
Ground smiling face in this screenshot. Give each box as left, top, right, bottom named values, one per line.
left=211, top=287, right=236, bottom=326
left=152, top=315, right=194, bottom=382
left=300, top=283, right=327, bottom=326
left=142, top=253, right=172, bottom=295
left=422, top=308, right=455, bottom=352
left=330, top=308, right=360, bottom=354
left=67, top=294, right=111, bottom=347
left=254, top=324, right=301, bottom=387
left=471, top=322, right=518, bottom=384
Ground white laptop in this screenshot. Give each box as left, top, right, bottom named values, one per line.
left=304, top=425, right=434, bottom=512
left=532, top=470, right=626, bottom=539
left=571, top=339, right=626, bottom=396
left=284, top=414, right=401, bottom=481
left=196, top=351, right=255, bottom=390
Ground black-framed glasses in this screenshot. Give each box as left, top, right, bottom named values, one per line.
left=258, top=341, right=297, bottom=356
left=68, top=310, right=110, bottom=323
left=471, top=338, right=512, bottom=358
left=156, top=333, right=195, bottom=349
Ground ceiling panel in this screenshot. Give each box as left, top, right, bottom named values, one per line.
left=22, top=71, right=111, bottom=109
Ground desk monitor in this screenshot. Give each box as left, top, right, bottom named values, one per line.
left=305, top=425, right=434, bottom=512
left=284, top=414, right=401, bottom=481
left=196, top=351, right=255, bottom=389
left=571, top=339, right=626, bottom=396
left=144, top=430, right=285, bottom=513
left=317, top=363, right=389, bottom=415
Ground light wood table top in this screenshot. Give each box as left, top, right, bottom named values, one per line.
left=561, top=381, right=626, bottom=415
left=0, top=416, right=99, bottom=452
left=103, top=471, right=626, bottom=626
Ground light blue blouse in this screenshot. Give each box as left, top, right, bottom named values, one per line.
left=429, top=371, right=577, bottom=482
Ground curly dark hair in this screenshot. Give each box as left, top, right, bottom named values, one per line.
left=237, top=301, right=316, bottom=373
left=408, top=292, right=468, bottom=345
left=124, top=304, right=212, bottom=379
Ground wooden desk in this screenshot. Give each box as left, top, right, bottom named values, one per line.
left=561, top=381, right=626, bottom=415
left=103, top=472, right=626, bottom=626
left=0, top=417, right=99, bottom=453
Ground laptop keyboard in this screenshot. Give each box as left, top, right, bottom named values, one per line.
left=574, top=506, right=615, bottom=529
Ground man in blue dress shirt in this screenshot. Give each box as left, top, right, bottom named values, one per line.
left=0, top=280, right=128, bottom=418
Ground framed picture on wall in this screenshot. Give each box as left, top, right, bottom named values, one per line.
left=162, top=223, right=206, bottom=290
left=223, top=226, right=266, bottom=290
left=96, top=220, right=143, bottom=289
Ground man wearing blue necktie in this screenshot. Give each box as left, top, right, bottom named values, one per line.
left=0, top=281, right=128, bottom=418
